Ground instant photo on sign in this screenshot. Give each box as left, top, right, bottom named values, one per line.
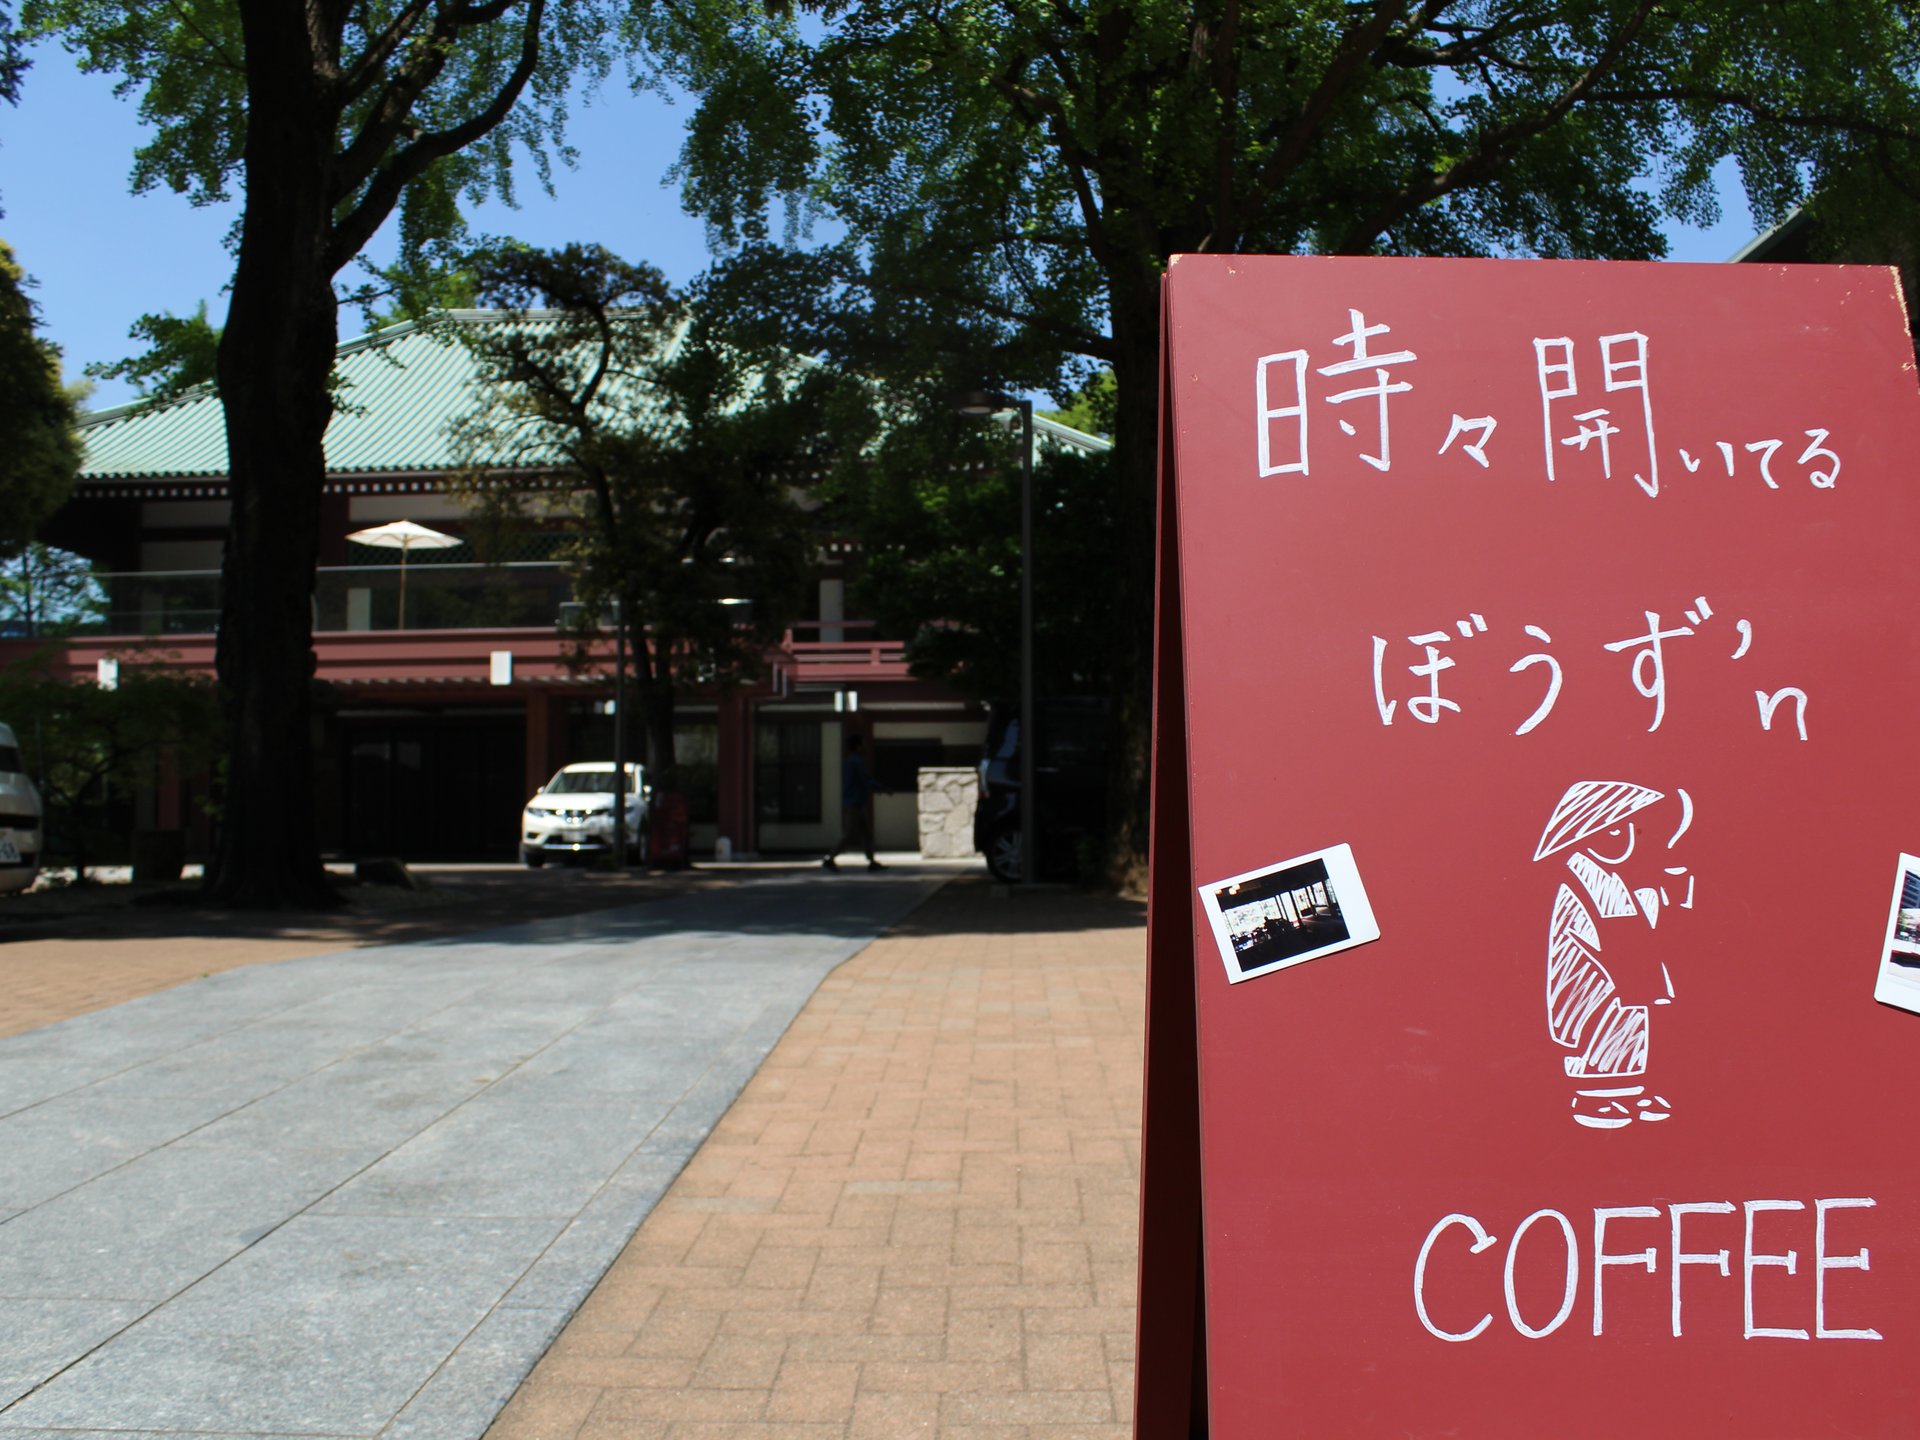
left=1873, top=854, right=1920, bottom=1016
left=1135, top=256, right=1920, bottom=1440
left=1198, top=843, right=1378, bottom=983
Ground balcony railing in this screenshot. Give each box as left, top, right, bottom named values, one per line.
left=777, top=620, right=911, bottom=686
left=19, top=571, right=911, bottom=677
left=65, top=563, right=576, bottom=636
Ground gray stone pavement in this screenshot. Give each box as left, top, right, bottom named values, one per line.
left=0, top=866, right=952, bottom=1438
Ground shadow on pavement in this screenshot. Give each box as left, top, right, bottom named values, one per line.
left=0, top=863, right=731, bottom=947
left=885, top=873, right=1148, bottom=935
left=0, top=859, right=1028, bottom=950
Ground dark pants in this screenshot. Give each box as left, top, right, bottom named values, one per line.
left=829, top=801, right=875, bottom=860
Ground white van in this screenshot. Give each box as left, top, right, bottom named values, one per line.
left=0, top=722, right=43, bottom=894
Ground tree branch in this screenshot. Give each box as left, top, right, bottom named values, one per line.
left=339, top=0, right=437, bottom=104
left=1249, top=0, right=1411, bottom=210
left=1585, top=85, right=1920, bottom=145
left=838, top=250, right=1116, bottom=361
left=1374, top=2, right=1556, bottom=70
left=326, top=0, right=546, bottom=272
left=1333, top=0, right=1660, bottom=253
left=165, top=0, right=244, bottom=73
left=456, top=0, right=526, bottom=22
left=978, top=71, right=1117, bottom=277
left=1198, top=0, right=1242, bottom=252
left=330, top=4, right=467, bottom=199
left=304, top=0, right=342, bottom=86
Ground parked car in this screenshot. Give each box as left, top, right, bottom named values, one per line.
left=520, top=762, right=650, bottom=867
left=973, top=698, right=1112, bottom=882
left=0, top=723, right=44, bottom=894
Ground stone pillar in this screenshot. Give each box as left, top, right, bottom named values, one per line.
left=916, top=766, right=980, bottom=858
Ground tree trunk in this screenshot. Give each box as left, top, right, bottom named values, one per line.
left=1101, top=273, right=1168, bottom=898
left=202, top=9, right=341, bottom=908
left=635, top=630, right=678, bottom=779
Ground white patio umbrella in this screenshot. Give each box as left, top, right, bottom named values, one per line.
left=345, top=519, right=461, bottom=630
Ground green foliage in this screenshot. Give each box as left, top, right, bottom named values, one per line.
left=0, top=1, right=26, bottom=214
left=0, top=1, right=23, bottom=107
left=22, top=1, right=620, bottom=282
left=21, top=0, right=245, bottom=206
left=1042, top=372, right=1114, bottom=440
left=0, top=240, right=80, bottom=560
left=1784, top=165, right=1920, bottom=307
left=0, top=652, right=219, bottom=872
left=646, top=0, right=1920, bottom=877
left=0, top=543, right=104, bottom=637
left=850, top=417, right=1122, bottom=699
left=648, top=0, right=1920, bottom=375
left=448, top=241, right=848, bottom=767
left=84, top=301, right=221, bottom=402
left=364, top=265, right=478, bottom=331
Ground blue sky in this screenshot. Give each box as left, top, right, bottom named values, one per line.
left=3, top=43, right=717, bottom=409
left=2, top=41, right=1763, bottom=411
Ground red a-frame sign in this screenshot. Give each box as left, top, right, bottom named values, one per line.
left=1137, top=254, right=1920, bottom=1438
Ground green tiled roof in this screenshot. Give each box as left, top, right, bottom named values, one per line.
left=78, top=311, right=622, bottom=480
left=76, top=309, right=1110, bottom=482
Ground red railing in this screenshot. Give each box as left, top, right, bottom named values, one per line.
left=778, top=621, right=910, bottom=682
left=0, top=618, right=915, bottom=692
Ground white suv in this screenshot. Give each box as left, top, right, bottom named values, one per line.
left=521, top=762, right=650, bottom=867
left=0, top=722, right=44, bottom=894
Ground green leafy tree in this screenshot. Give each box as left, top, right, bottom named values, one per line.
left=0, top=1, right=27, bottom=213
left=450, top=241, right=831, bottom=776
left=1746, top=171, right=1920, bottom=325
left=825, top=381, right=1120, bottom=699
left=365, top=264, right=478, bottom=330
left=0, top=543, right=104, bottom=637
left=0, top=240, right=80, bottom=559
left=0, top=653, right=220, bottom=880
left=646, top=0, right=1920, bottom=884
left=1041, top=372, right=1114, bottom=441
left=0, top=2, right=23, bottom=106
left=84, top=301, right=221, bottom=402
left=24, top=0, right=621, bottom=906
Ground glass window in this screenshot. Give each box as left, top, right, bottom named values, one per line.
left=756, top=719, right=821, bottom=823
left=547, top=768, right=639, bottom=794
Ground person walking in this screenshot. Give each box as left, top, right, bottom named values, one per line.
left=822, top=732, right=883, bottom=871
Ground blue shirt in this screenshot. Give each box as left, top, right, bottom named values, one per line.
left=842, top=751, right=874, bottom=808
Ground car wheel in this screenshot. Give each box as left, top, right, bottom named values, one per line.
left=522, top=847, right=545, bottom=869
left=983, top=825, right=1023, bottom=883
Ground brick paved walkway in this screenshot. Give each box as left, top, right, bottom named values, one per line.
left=487, top=879, right=1149, bottom=1440
left=0, top=933, right=342, bottom=1041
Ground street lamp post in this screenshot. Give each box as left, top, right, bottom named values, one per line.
left=958, top=391, right=1036, bottom=885
left=611, top=593, right=629, bottom=869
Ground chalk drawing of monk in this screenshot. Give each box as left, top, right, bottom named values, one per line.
left=1534, top=780, right=1693, bottom=1129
